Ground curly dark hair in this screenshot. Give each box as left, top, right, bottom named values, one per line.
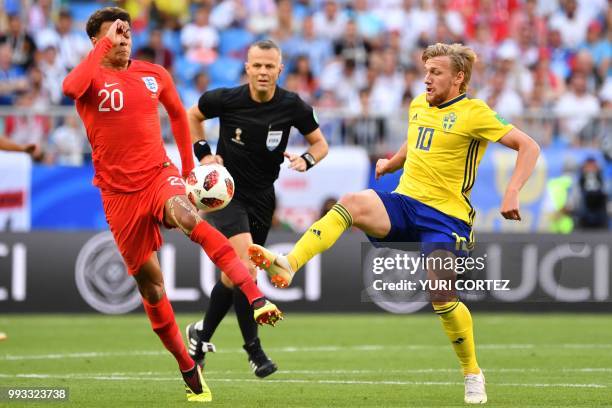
left=86, top=7, right=131, bottom=38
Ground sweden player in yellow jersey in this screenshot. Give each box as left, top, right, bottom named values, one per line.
left=397, top=92, right=514, bottom=226
left=249, top=43, right=540, bottom=404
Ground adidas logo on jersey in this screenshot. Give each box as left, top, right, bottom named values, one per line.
left=310, top=228, right=322, bottom=238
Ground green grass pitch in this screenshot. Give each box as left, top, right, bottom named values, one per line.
left=1, top=313, right=611, bottom=407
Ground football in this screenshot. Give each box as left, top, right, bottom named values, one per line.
left=185, top=164, right=235, bottom=212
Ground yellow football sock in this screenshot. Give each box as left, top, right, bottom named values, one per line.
left=433, top=300, right=480, bottom=376
left=287, top=203, right=352, bottom=271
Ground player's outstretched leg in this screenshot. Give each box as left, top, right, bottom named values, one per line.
left=135, top=256, right=212, bottom=402
left=249, top=202, right=353, bottom=287
left=189, top=221, right=283, bottom=325
left=433, top=300, right=486, bottom=404
left=165, top=196, right=283, bottom=326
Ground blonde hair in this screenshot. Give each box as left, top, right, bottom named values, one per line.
left=422, top=43, right=477, bottom=94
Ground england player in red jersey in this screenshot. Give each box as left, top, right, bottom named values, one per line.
left=62, top=7, right=282, bottom=402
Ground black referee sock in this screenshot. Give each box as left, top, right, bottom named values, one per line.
left=233, top=287, right=258, bottom=346
left=199, top=280, right=234, bottom=342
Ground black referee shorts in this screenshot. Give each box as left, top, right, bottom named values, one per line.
left=205, top=187, right=275, bottom=246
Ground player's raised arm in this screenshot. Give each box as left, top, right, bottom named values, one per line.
left=62, top=19, right=126, bottom=99
left=375, top=141, right=407, bottom=180
left=497, top=128, right=541, bottom=221
left=158, top=68, right=194, bottom=178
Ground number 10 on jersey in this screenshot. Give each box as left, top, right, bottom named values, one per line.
left=415, top=127, right=434, bottom=151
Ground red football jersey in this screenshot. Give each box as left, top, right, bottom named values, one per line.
left=63, top=37, right=194, bottom=193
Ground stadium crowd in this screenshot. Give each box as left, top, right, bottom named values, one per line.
left=0, top=0, right=610, bottom=229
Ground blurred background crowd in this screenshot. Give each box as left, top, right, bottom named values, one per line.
left=0, top=0, right=610, bottom=231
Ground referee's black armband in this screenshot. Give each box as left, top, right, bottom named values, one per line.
left=193, top=140, right=212, bottom=161
left=301, top=152, right=316, bottom=170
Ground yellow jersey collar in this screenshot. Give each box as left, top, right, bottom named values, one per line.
left=431, top=93, right=467, bottom=109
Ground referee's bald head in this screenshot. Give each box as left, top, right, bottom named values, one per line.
left=248, top=40, right=282, bottom=62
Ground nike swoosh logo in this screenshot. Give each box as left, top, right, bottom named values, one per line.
left=104, top=82, right=118, bottom=88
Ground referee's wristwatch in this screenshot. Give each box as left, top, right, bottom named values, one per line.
left=301, top=152, right=316, bottom=170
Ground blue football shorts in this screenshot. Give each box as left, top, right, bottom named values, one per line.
left=367, top=191, right=473, bottom=256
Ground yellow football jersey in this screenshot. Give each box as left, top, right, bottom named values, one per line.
left=395, top=93, right=514, bottom=225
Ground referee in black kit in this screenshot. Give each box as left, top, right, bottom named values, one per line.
left=185, top=39, right=328, bottom=377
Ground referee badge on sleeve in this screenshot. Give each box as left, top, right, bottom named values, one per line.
left=266, top=130, right=283, bottom=151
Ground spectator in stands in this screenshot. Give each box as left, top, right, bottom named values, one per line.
left=27, top=0, right=53, bottom=33
left=245, top=0, right=278, bottom=35
left=135, top=46, right=156, bottom=63
left=574, top=157, right=609, bottom=229
left=513, top=20, right=540, bottom=68
left=578, top=20, right=610, bottom=85
left=272, top=0, right=297, bottom=44
left=333, top=19, right=371, bottom=68
left=313, top=0, right=348, bottom=41
left=352, top=0, right=385, bottom=40
left=342, top=87, right=386, bottom=154
left=495, top=40, right=533, bottom=100
left=1, top=13, right=37, bottom=70
left=291, top=55, right=319, bottom=105
left=520, top=81, right=555, bottom=146
left=154, top=0, right=191, bottom=25
left=549, top=0, right=589, bottom=50
left=38, top=45, right=67, bottom=105
left=4, top=90, right=50, bottom=148
left=45, top=114, right=84, bottom=166
left=181, top=5, right=219, bottom=65
left=395, top=0, right=432, bottom=55
left=369, top=49, right=404, bottom=116
left=532, top=49, right=565, bottom=102
left=180, top=71, right=210, bottom=108
left=145, top=27, right=174, bottom=71
left=477, top=68, right=524, bottom=121
left=554, top=72, right=601, bottom=146
left=319, top=57, right=365, bottom=115
left=433, top=0, right=465, bottom=42
left=210, top=0, right=248, bottom=30
left=572, top=49, right=599, bottom=92
left=35, top=9, right=91, bottom=72
left=547, top=28, right=573, bottom=81
left=510, top=0, right=548, bottom=48
left=284, top=15, right=332, bottom=76
left=0, top=42, right=28, bottom=105
left=27, top=65, right=52, bottom=109
left=543, top=158, right=576, bottom=234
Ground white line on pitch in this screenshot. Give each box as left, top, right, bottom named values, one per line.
left=3, top=343, right=612, bottom=361
left=29, top=368, right=612, bottom=376
left=0, top=373, right=606, bottom=389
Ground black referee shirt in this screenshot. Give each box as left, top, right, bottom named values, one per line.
left=197, top=84, right=319, bottom=194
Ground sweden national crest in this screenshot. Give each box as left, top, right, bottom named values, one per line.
left=142, top=76, right=158, bottom=93
left=442, top=112, right=456, bottom=131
